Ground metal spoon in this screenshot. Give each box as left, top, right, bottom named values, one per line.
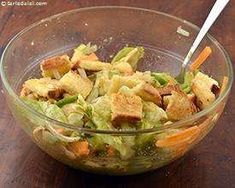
left=175, top=0, right=230, bottom=83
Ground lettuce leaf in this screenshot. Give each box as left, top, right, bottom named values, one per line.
left=151, top=72, right=177, bottom=86
left=142, top=102, right=167, bottom=125
left=111, top=47, right=144, bottom=70
left=135, top=102, right=167, bottom=147
left=111, top=47, right=134, bottom=63
left=92, top=95, right=111, bottom=121
left=86, top=97, right=135, bottom=159
left=23, top=98, right=67, bottom=123
left=67, top=113, right=84, bottom=126
left=23, top=98, right=83, bottom=143
left=89, top=117, right=135, bottom=159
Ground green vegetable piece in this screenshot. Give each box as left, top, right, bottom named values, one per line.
left=92, top=96, right=111, bottom=121
left=151, top=72, right=176, bottom=85
left=77, top=94, right=94, bottom=120
left=68, top=113, right=84, bottom=126
left=86, top=87, right=99, bottom=103
left=23, top=98, right=67, bottom=123
left=56, top=95, right=78, bottom=108
left=111, top=47, right=134, bottom=63
left=180, top=72, right=194, bottom=93
left=152, top=73, right=168, bottom=85
left=111, top=46, right=144, bottom=70
left=135, top=102, right=167, bottom=147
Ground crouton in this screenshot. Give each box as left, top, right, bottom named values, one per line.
left=166, top=91, right=197, bottom=121
left=133, top=83, right=162, bottom=106
left=191, top=72, right=219, bottom=109
left=72, top=60, right=112, bottom=71
left=187, top=93, right=197, bottom=104
left=40, top=55, right=71, bottom=79
left=158, top=84, right=182, bottom=96
left=111, top=93, right=143, bottom=125
left=95, top=70, right=112, bottom=95
left=20, top=87, right=32, bottom=97
left=108, top=75, right=143, bottom=94
left=211, top=84, right=220, bottom=97
left=155, top=126, right=200, bottom=148
left=162, top=95, right=171, bottom=110
left=82, top=53, right=99, bottom=61
left=21, top=77, right=65, bottom=100
left=71, top=43, right=98, bottom=65
left=66, top=141, right=90, bottom=157
left=133, top=71, right=154, bottom=84
left=59, top=71, right=93, bottom=98
left=113, top=62, right=133, bottom=75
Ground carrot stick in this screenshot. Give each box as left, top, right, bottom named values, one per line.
left=155, top=126, right=200, bottom=148
left=220, top=76, right=228, bottom=95
left=190, top=46, right=212, bottom=70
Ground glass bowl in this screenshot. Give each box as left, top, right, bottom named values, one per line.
left=0, top=6, right=233, bottom=175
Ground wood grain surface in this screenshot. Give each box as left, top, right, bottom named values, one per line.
left=0, top=0, right=234, bottom=187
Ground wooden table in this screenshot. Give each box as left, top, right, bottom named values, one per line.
left=0, top=0, right=234, bottom=187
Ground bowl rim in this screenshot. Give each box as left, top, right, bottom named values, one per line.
left=0, top=6, right=233, bottom=135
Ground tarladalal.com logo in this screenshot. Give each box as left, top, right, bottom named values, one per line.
left=1, top=1, right=47, bottom=6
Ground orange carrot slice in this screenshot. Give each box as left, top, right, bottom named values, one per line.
left=220, top=76, right=228, bottom=95
left=190, top=46, right=212, bottom=70
left=155, top=126, right=200, bottom=148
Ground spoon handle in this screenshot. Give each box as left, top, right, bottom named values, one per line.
left=182, top=0, right=230, bottom=67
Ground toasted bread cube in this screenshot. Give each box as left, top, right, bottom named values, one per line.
left=71, top=43, right=98, bottom=65
left=158, top=84, right=182, bottom=96
left=40, top=55, right=71, bottom=79
left=108, top=75, right=142, bottom=94
left=113, top=62, right=133, bottom=75
left=191, top=72, right=219, bottom=109
left=162, top=95, right=171, bottom=110
left=111, top=93, right=143, bottom=125
left=72, top=60, right=112, bottom=71
left=20, top=87, right=32, bottom=97
left=59, top=71, right=93, bottom=98
left=187, top=93, right=196, bottom=104
left=166, top=91, right=197, bottom=121
left=21, top=77, right=65, bottom=99
left=71, top=53, right=99, bottom=70
left=133, top=83, right=162, bottom=106
left=67, top=141, right=90, bottom=157
left=132, top=71, right=154, bottom=84
left=83, top=53, right=99, bottom=61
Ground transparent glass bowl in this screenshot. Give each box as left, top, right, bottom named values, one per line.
left=0, top=6, right=233, bottom=175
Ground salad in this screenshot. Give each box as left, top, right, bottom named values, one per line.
left=19, top=43, right=224, bottom=173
